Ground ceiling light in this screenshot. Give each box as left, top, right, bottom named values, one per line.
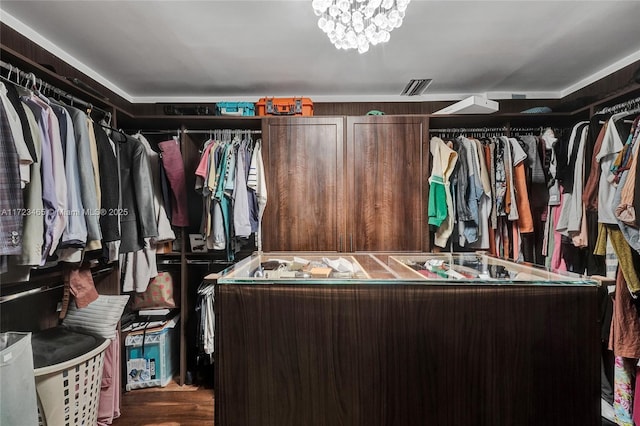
left=312, top=0, right=411, bottom=54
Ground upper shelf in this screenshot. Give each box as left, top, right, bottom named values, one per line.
left=117, top=114, right=263, bottom=131
left=427, top=112, right=581, bottom=128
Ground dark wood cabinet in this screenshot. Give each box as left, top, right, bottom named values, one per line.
left=262, top=116, right=430, bottom=252
left=215, top=276, right=600, bottom=426
left=346, top=116, right=429, bottom=251
left=262, top=117, right=346, bottom=252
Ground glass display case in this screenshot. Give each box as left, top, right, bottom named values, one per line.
left=214, top=252, right=600, bottom=426
left=218, top=252, right=596, bottom=285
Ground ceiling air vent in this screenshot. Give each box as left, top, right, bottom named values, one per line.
left=400, top=79, right=433, bottom=96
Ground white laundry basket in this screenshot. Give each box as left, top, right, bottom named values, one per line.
left=0, top=332, right=39, bottom=426
left=34, top=338, right=110, bottom=426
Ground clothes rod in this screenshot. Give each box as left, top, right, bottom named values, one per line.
left=597, top=95, right=640, bottom=114
left=0, top=284, right=64, bottom=303
left=180, top=129, right=262, bottom=135
left=429, top=127, right=508, bottom=133
left=133, top=129, right=180, bottom=135
left=0, top=59, right=110, bottom=117
left=136, top=129, right=261, bottom=136
left=510, top=127, right=552, bottom=132
left=0, top=264, right=116, bottom=303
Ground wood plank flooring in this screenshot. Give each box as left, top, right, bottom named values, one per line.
left=112, top=382, right=214, bottom=426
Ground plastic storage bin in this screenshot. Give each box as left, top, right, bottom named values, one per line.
left=215, top=102, right=255, bottom=116
left=256, top=97, right=314, bottom=116
left=1, top=332, right=39, bottom=426
left=32, top=332, right=110, bottom=426
left=125, top=316, right=179, bottom=390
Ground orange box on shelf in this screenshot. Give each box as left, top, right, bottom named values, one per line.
left=256, top=97, right=313, bottom=116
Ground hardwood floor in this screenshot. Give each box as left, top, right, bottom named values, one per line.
left=113, top=382, right=214, bottom=426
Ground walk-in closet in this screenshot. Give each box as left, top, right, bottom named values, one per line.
left=1, top=1, right=640, bottom=425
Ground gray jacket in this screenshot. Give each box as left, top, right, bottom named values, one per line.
left=63, top=105, right=102, bottom=246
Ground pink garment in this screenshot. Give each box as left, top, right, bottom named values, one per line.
left=195, top=142, right=215, bottom=179
left=97, top=333, right=121, bottom=425
left=64, top=263, right=99, bottom=308
left=613, top=356, right=635, bottom=426
left=551, top=192, right=567, bottom=271
left=512, top=221, right=519, bottom=261
left=158, top=140, right=189, bottom=226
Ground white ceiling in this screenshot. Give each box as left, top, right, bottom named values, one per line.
left=2, top=0, right=640, bottom=103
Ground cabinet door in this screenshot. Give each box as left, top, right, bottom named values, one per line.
left=346, top=116, right=428, bottom=251
left=262, top=117, right=345, bottom=251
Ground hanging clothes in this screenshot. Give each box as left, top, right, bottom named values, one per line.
left=428, top=136, right=458, bottom=248
left=613, top=355, right=635, bottom=426
left=247, top=138, right=267, bottom=240
left=133, top=133, right=175, bottom=243
left=158, top=139, right=189, bottom=227
left=431, top=130, right=550, bottom=258
left=196, top=281, right=215, bottom=357
left=64, top=104, right=102, bottom=251
left=93, top=124, right=120, bottom=261
left=97, top=332, right=121, bottom=426
left=111, top=132, right=157, bottom=254
left=456, top=136, right=484, bottom=247
left=615, top=118, right=640, bottom=228
left=468, top=138, right=492, bottom=250
left=49, top=100, right=87, bottom=260
left=193, top=131, right=266, bottom=258
left=598, top=113, right=631, bottom=224
left=583, top=122, right=609, bottom=210
left=556, top=122, right=589, bottom=240
left=233, top=139, right=252, bottom=239
left=509, top=137, right=534, bottom=234
left=0, top=103, right=24, bottom=255
left=13, top=95, right=43, bottom=268
left=22, top=94, right=68, bottom=260
left=0, top=83, right=32, bottom=189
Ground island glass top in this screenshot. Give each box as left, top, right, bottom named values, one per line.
left=217, top=252, right=596, bottom=286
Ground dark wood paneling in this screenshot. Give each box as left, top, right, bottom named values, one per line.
left=314, top=99, right=564, bottom=116
left=560, top=60, right=640, bottom=111
left=262, top=117, right=345, bottom=251
left=216, top=284, right=600, bottom=426
left=0, top=264, right=119, bottom=333
left=0, top=287, right=64, bottom=332
left=1, top=23, right=129, bottom=113
left=347, top=116, right=427, bottom=251
left=117, top=115, right=262, bottom=132
left=315, top=102, right=429, bottom=116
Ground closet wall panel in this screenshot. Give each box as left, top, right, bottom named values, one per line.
left=262, top=117, right=345, bottom=252
left=347, top=116, right=428, bottom=251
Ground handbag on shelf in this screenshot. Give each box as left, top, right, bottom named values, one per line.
left=131, top=272, right=177, bottom=310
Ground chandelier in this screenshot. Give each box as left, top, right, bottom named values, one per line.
left=312, top=0, right=411, bottom=54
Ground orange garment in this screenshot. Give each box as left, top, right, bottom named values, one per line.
left=488, top=227, right=496, bottom=256
left=512, top=162, right=534, bottom=233
left=512, top=221, right=520, bottom=260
